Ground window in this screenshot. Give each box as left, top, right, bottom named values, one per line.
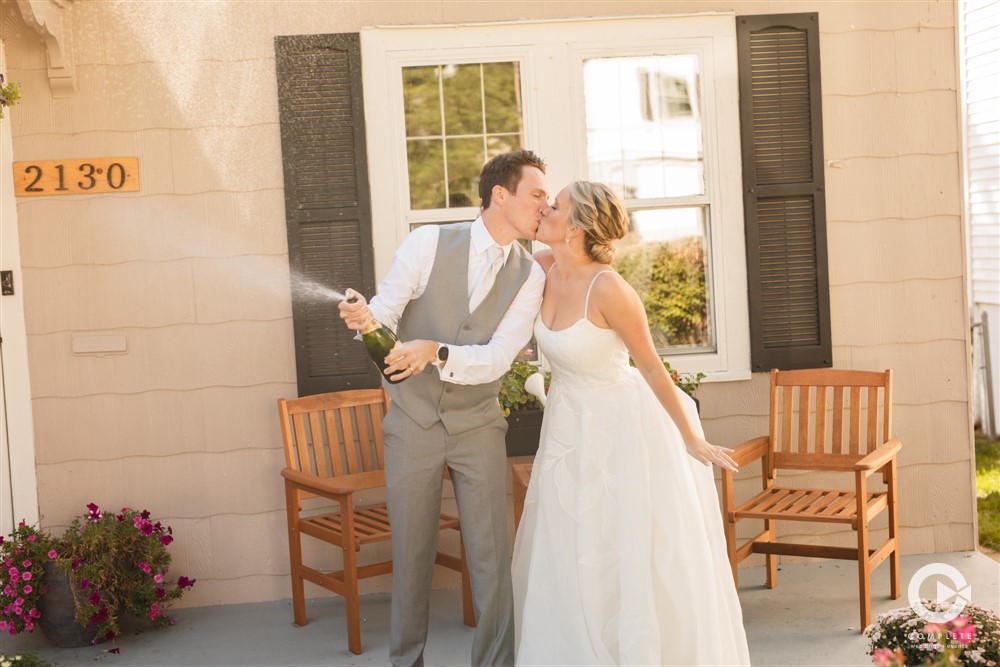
left=403, top=63, right=524, bottom=214
left=582, top=54, right=713, bottom=355
left=362, top=16, right=751, bottom=378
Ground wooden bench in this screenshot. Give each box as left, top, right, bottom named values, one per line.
left=721, top=369, right=901, bottom=630
left=278, top=389, right=474, bottom=654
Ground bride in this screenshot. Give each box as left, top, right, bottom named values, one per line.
left=512, top=181, right=751, bottom=666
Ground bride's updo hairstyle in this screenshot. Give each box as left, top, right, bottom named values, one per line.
left=567, top=181, right=630, bottom=264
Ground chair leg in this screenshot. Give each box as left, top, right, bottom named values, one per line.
left=721, top=472, right=739, bottom=588
left=341, top=501, right=362, bottom=655
left=856, top=474, right=872, bottom=631
left=460, top=534, right=475, bottom=627
left=765, top=519, right=777, bottom=589
left=285, top=485, right=307, bottom=627
left=724, top=518, right=739, bottom=588
left=887, top=460, right=901, bottom=599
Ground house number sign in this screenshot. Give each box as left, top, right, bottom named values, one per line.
left=12, top=157, right=140, bottom=197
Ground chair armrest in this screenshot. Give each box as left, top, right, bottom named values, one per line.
left=281, top=468, right=386, bottom=496
left=854, top=439, right=902, bottom=473
left=730, top=436, right=769, bottom=467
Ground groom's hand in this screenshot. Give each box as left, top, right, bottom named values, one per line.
left=338, top=289, right=372, bottom=331
left=384, top=339, right=438, bottom=379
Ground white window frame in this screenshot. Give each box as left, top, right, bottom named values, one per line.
left=361, top=14, right=750, bottom=381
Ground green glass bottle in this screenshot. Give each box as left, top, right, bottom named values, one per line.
left=348, top=296, right=407, bottom=384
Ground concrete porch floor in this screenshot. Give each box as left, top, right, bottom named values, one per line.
left=2, top=551, right=997, bottom=666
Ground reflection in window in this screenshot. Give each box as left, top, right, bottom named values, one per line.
left=585, top=53, right=712, bottom=355
left=613, top=208, right=712, bottom=351
left=584, top=55, right=702, bottom=200
left=403, top=62, right=523, bottom=211
left=639, top=72, right=693, bottom=120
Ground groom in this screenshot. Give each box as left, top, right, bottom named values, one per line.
left=339, top=150, right=548, bottom=666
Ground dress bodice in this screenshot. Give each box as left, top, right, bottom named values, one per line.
left=534, top=317, right=631, bottom=389
left=534, top=270, right=631, bottom=389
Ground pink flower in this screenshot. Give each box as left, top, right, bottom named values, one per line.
left=154, top=574, right=163, bottom=583
left=21, top=560, right=31, bottom=568
left=949, top=624, right=976, bottom=645
left=155, top=587, right=166, bottom=599
left=149, top=603, right=159, bottom=620
left=88, top=591, right=101, bottom=606
left=872, top=648, right=894, bottom=667
left=22, top=585, right=32, bottom=595
left=138, top=562, right=151, bottom=574
left=21, top=571, right=31, bottom=581
left=177, top=576, right=195, bottom=589
left=922, top=622, right=946, bottom=635
left=950, top=615, right=970, bottom=628
left=47, top=550, right=57, bottom=559
left=160, top=535, right=173, bottom=546
left=71, top=558, right=81, bottom=570
left=80, top=578, right=90, bottom=590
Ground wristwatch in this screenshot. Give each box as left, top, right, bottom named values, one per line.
left=434, top=343, right=449, bottom=368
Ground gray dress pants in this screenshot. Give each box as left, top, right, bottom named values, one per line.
left=382, top=405, right=515, bottom=667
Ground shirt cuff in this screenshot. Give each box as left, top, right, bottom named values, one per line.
left=437, top=345, right=468, bottom=383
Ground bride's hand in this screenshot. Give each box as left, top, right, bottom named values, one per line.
left=684, top=435, right=739, bottom=472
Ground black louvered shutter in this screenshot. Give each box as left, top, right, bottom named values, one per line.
left=737, top=13, right=832, bottom=371
left=275, top=33, right=380, bottom=394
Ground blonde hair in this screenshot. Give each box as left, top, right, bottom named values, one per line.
left=567, top=181, right=630, bottom=264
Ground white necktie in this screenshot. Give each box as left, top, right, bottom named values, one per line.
left=469, top=245, right=504, bottom=311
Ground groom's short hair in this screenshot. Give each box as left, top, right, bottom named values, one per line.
left=479, top=150, right=547, bottom=209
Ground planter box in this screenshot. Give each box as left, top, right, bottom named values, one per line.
left=505, top=408, right=543, bottom=457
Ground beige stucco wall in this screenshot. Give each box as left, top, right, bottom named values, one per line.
left=0, top=0, right=972, bottom=608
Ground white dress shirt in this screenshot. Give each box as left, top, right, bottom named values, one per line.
left=368, top=218, right=545, bottom=385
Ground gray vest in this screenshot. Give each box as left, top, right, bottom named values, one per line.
left=385, top=222, right=534, bottom=434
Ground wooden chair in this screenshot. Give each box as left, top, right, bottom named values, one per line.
left=721, top=369, right=902, bottom=630
left=278, top=389, right=474, bottom=654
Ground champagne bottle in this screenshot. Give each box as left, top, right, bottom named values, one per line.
left=347, top=294, right=407, bottom=384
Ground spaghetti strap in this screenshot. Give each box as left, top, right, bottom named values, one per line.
left=583, top=270, right=615, bottom=319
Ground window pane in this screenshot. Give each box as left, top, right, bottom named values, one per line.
left=487, top=135, right=521, bottom=159
left=403, top=66, right=442, bottom=138
left=583, top=55, right=703, bottom=200
left=483, top=62, right=522, bottom=134
left=446, top=137, right=485, bottom=208
left=443, top=64, right=485, bottom=136
left=613, top=207, right=713, bottom=352
left=407, top=139, right=445, bottom=210
left=403, top=61, right=524, bottom=211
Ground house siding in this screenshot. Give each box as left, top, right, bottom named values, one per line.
left=0, top=0, right=973, bottom=607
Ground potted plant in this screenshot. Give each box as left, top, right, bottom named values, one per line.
left=0, top=503, right=195, bottom=650
left=500, top=355, right=706, bottom=457
left=864, top=601, right=1000, bottom=666
left=500, top=358, right=551, bottom=457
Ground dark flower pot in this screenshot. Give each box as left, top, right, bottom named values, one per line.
left=38, top=562, right=102, bottom=648
left=505, top=408, right=543, bottom=457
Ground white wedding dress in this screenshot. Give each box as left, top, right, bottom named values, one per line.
left=512, top=272, right=751, bottom=666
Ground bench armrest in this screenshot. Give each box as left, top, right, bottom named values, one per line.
left=730, top=436, right=770, bottom=467
left=854, top=439, right=902, bottom=473
left=281, top=468, right=386, bottom=497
